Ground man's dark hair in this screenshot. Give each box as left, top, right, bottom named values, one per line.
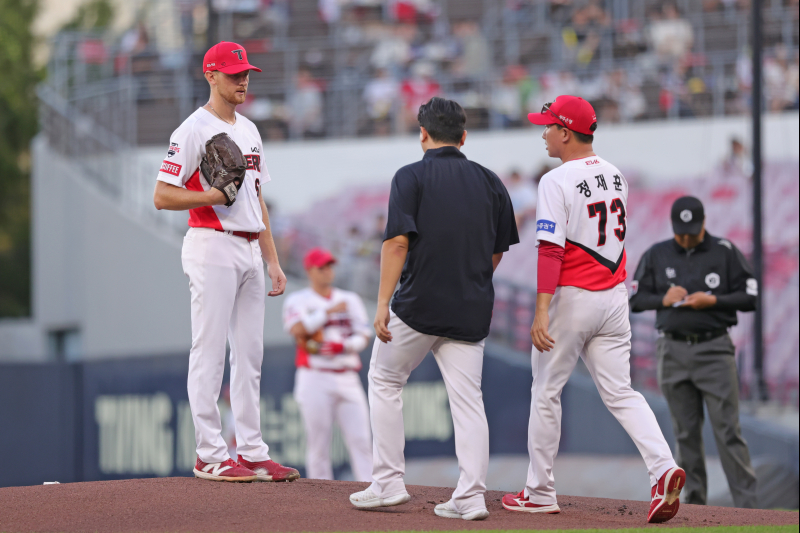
left=417, top=97, right=467, bottom=144
left=555, top=124, right=594, bottom=144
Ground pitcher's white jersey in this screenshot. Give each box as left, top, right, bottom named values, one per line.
left=157, top=108, right=268, bottom=233
left=536, top=155, right=628, bottom=290
left=283, top=288, right=371, bottom=371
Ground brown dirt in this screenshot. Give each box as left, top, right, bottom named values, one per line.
left=0, top=477, right=796, bottom=532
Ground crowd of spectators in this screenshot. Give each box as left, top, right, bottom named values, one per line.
left=77, top=0, right=799, bottom=140
left=247, top=0, right=798, bottom=137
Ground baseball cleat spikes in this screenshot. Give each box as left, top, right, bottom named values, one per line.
left=647, top=466, right=686, bottom=523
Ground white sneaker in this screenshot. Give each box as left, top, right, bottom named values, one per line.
left=349, top=488, right=412, bottom=508
left=434, top=500, right=489, bottom=521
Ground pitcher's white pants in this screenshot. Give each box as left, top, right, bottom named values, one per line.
left=368, top=314, right=489, bottom=513
left=294, top=367, right=373, bottom=481
left=526, top=284, right=676, bottom=504
left=182, top=228, right=271, bottom=464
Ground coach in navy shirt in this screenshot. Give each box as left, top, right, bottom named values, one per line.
left=349, top=97, right=519, bottom=521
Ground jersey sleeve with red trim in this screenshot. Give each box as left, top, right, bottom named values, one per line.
left=282, top=292, right=305, bottom=333
left=157, top=120, right=202, bottom=187
left=535, top=171, right=568, bottom=248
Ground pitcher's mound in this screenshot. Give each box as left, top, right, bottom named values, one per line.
left=0, top=477, right=796, bottom=532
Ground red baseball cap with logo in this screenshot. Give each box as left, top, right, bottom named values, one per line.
left=527, top=95, right=597, bottom=135
left=303, top=248, right=337, bottom=270
left=203, top=41, right=262, bottom=74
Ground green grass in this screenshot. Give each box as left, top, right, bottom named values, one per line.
left=349, top=528, right=798, bottom=533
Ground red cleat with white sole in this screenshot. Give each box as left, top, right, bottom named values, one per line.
left=193, top=458, right=257, bottom=482
left=648, top=466, right=686, bottom=523
left=238, top=456, right=300, bottom=482
left=502, top=491, right=561, bottom=514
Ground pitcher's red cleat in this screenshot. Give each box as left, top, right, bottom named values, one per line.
left=193, top=458, right=256, bottom=482
left=238, top=456, right=300, bottom=482
left=647, top=466, right=686, bottom=523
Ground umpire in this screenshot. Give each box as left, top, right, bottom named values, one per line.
left=630, top=196, right=758, bottom=508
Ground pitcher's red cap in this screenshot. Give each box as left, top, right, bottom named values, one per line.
left=304, top=248, right=336, bottom=270
left=528, top=95, right=597, bottom=135
left=203, top=41, right=262, bottom=74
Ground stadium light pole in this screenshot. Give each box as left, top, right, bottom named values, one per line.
left=751, top=0, right=767, bottom=401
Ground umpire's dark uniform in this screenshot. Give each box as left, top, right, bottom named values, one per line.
left=630, top=197, right=758, bottom=508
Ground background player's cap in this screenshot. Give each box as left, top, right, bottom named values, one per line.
left=203, top=41, right=262, bottom=74
left=671, top=196, right=705, bottom=235
left=303, top=248, right=337, bottom=270
left=527, top=95, right=597, bottom=136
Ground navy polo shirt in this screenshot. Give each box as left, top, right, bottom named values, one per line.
left=384, top=146, right=519, bottom=342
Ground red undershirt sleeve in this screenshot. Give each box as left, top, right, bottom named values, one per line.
left=538, top=241, right=565, bottom=294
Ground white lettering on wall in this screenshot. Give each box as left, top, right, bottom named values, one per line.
left=95, top=394, right=174, bottom=476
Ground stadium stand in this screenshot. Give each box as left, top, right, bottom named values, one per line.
left=44, top=0, right=799, bottom=144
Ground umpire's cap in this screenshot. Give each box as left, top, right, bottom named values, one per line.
left=671, top=196, right=705, bottom=235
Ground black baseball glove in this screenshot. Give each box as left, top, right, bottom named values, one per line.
left=200, top=132, right=247, bottom=207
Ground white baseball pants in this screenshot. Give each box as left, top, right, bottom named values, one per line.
left=294, top=367, right=373, bottom=481
left=526, top=284, right=677, bottom=504
left=368, top=314, right=489, bottom=514
left=182, top=228, right=271, bottom=464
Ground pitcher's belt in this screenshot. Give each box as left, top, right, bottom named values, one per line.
left=215, top=229, right=260, bottom=242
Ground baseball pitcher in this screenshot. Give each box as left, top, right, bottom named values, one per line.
left=153, top=41, right=299, bottom=483
left=501, top=96, right=685, bottom=523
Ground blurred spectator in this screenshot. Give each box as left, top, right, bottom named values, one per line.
left=452, top=21, right=491, bottom=78
left=491, top=66, right=531, bottom=127
left=764, top=45, right=798, bottom=112
left=120, top=22, right=149, bottom=56
left=370, top=24, right=415, bottom=70
left=648, top=2, right=694, bottom=63
left=400, top=62, right=441, bottom=132
left=505, top=169, right=537, bottom=229
left=289, top=69, right=325, bottom=139
left=363, top=69, right=399, bottom=135
left=722, top=138, right=754, bottom=178
left=598, top=69, right=646, bottom=122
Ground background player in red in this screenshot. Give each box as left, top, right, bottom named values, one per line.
left=501, top=96, right=685, bottom=523
left=282, top=248, right=373, bottom=482
left=153, top=41, right=298, bottom=483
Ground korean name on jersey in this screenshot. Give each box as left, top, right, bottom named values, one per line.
left=156, top=108, right=269, bottom=233
left=536, top=156, right=629, bottom=291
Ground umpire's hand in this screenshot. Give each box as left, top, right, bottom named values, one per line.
left=374, top=303, right=392, bottom=343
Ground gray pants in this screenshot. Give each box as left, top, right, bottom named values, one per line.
left=657, top=334, right=758, bottom=508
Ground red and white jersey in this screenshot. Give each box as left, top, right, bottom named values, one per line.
left=536, top=155, right=628, bottom=291
left=282, top=287, right=372, bottom=371
left=156, top=108, right=268, bottom=232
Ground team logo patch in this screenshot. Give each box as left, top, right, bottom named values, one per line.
left=705, top=272, right=720, bottom=289
left=537, top=219, right=556, bottom=233
left=666, top=267, right=676, bottom=279
left=680, top=209, right=693, bottom=222
left=630, top=280, right=639, bottom=295
left=746, top=278, right=758, bottom=296
left=167, top=142, right=180, bottom=157
left=719, top=239, right=732, bottom=249
left=160, top=160, right=182, bottom=177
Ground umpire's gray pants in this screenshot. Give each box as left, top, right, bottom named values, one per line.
left=657, top=334, right=758, bottom=508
